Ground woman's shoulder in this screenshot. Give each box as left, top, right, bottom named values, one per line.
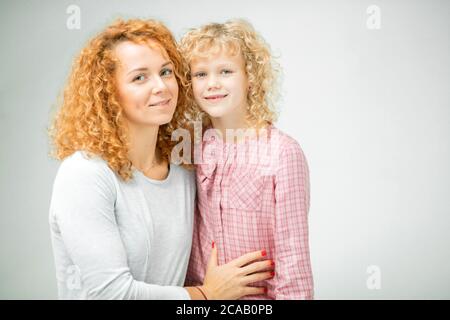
left=55, top=151, right=116, bottom=186
left=59, top=150, right=109, bottom=171
left=50, top=152, right=117, bottom=223
left=170, top=163, right=196, bottom=181
left=167, top=163, right=195, bottom=190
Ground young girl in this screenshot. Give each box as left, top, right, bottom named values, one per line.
left=181, top=19, right=314, bottom=299
left=48, top=19, right=273, bottom=300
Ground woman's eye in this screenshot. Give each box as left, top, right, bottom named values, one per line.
left=161, top=68, right=173, bottom=77
left=133, top=74, right=146, bottom=82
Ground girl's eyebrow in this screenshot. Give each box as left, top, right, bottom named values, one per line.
left=190, top=63, right=205, bottom=70
left=191, top=62, right=235, bottom=70
left=217, top=64, right=234, bottom=68
left=127, top=61, right=172, bottom=75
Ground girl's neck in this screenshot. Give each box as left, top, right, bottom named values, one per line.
left=210, top=116, right=269, bottom=144
left=210, top=104, right=249, bottom=138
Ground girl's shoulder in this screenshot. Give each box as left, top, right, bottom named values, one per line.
left=266, top=127, right=309, bottom=172
left=269, top=126, right=306, bottom=154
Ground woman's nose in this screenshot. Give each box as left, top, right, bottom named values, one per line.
left=151, top=76, right=167, bottom=95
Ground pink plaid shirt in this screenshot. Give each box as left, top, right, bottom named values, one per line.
left=185, top=125, right=314, bottom=300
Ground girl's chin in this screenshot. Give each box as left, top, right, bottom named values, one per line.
left=202, top=107, right=231, bottom=119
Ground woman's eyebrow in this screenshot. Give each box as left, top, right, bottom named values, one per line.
left=127, top=67, right=148, bottom=75
left=127, top=61, right=172, bottom=75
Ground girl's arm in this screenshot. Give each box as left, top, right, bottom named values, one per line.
left=274, top=141, right=314, bottom=299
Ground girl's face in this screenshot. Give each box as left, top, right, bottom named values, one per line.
left=114, top=41, right=178, bottom=128
left=190, top=50, right=249, bottom=121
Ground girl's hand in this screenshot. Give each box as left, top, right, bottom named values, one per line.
left=200, top=242, right=275, bottom=300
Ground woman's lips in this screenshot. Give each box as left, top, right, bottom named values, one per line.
left=204, top=94, right=228, bottom=101
left=149, top=98, right=171, bottom=107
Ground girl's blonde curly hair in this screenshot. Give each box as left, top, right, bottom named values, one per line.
left=179, top=19, right=280, bottom=129
left=49, top=19, right=190, bottom=180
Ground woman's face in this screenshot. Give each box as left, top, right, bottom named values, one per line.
left=114, top=40, right=179, bottom=128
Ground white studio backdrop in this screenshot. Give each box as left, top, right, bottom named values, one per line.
left=0, top=0, right=448, bottom=299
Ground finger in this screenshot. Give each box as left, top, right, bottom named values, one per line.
left=241, top=286, right=267, bottom=297
left=228, top=250, right=267, bottom=268
left=240, top=260, right=274, bottom=276
left=242, top=271, right=275, bottom=285
left=206, top=241, right=218, bottom=270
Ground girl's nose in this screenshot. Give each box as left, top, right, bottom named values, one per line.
left=207, top=75, right=220, bottom=89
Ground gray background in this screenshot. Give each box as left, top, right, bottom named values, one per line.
left=0, top=0, right=449, bottom=299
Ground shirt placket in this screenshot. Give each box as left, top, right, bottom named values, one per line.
left=209, top=140, right=224, bottom=266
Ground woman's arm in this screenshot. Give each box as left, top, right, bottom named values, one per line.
left=51, top=154, right=274, bottom=300
left=274, top=141, right=314, bottom=300
left=185, top=244, right=273, bottom=299
left=50, top=155, right=188, bottom=299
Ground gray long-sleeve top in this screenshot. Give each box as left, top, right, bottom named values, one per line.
left=49, top=151, right=195, bottom=299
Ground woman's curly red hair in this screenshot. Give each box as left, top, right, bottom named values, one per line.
left=49, top=19, right=190, bottom=180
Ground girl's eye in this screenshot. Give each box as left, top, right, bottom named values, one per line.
left=193, top=72, right=206, bottom=78
left=221, top=69, right=233, bottom=75
left=133, top=74, right=146, bottom=82
left=161, top=68, right=173, bottom=77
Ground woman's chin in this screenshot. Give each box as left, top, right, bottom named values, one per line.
left=152, top=114, right=175, bottom=126
left=127, top=115, right=174, bottom=128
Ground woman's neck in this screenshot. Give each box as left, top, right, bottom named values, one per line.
left=127, top=123, right=160, bottom=171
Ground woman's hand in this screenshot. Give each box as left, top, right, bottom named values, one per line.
left=199, top=242, right=275, bottom=300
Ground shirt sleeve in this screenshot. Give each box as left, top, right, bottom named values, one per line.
left=273, top=142, right=314, bottom=300
left=184, top=200, right=204, bottom=287
left=50, top=155, right=190, bottom=300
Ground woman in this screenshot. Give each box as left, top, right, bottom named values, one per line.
left=48, top=19, right=274, bottom=299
